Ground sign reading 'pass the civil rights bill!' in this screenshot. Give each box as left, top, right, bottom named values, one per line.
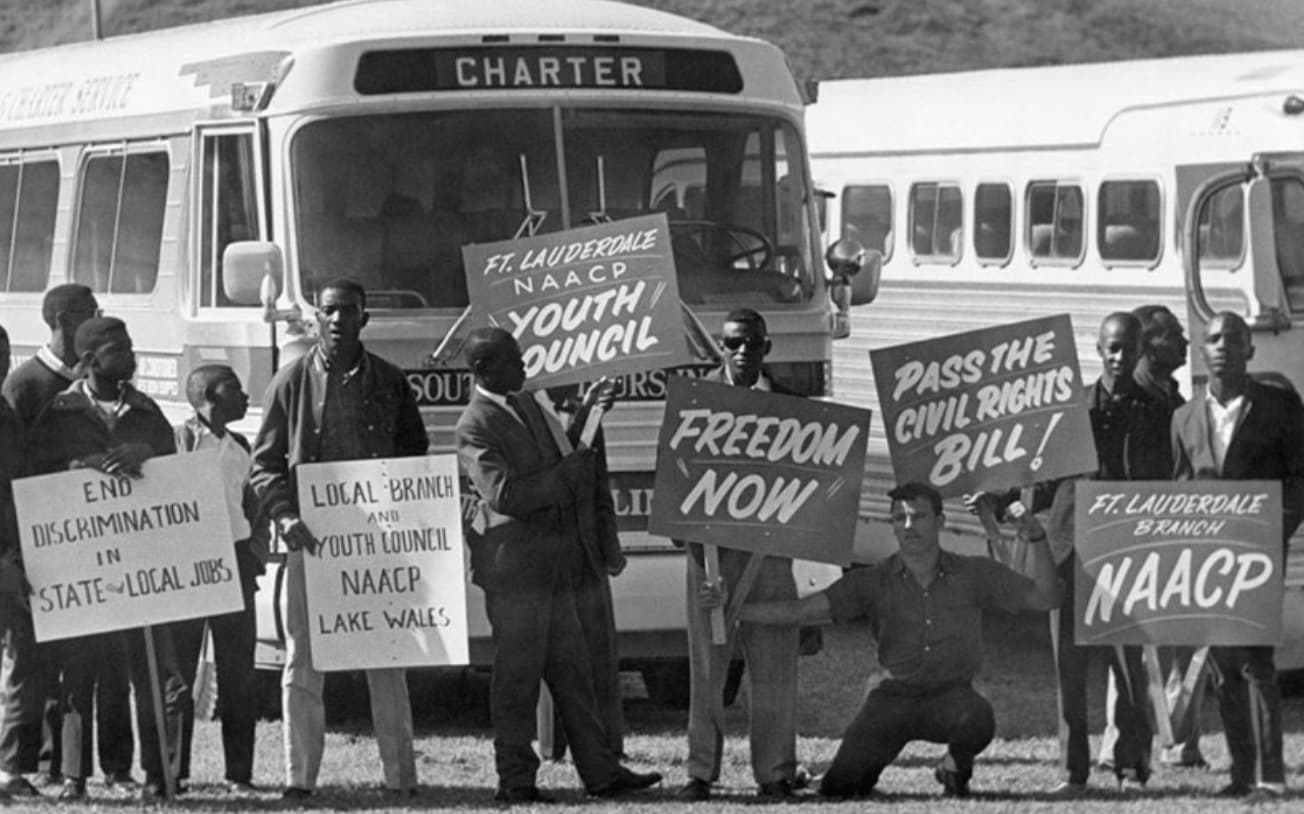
left=648, top=377, right=870, bottom=565
left=870, top=314, right=1097, bottom=498
left=462, top=213, right=692, bottom=389
left=1074, top=481, right=1282, bottom=646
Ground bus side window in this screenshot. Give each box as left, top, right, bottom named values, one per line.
left=1271, top=176, right=1304, bottom=311
left=1097, top=179, right=1160, bottom=265
left=1198, top=185, right=1244, bottom=266
left=0, top=158, right=58, bottom=293
left=199, top=132, right=261, bottom=308
left=973, top=182, right=1012, bottom=265
left=73, top=150, right=168, bottom=295
left=1026, top=180, right=1084, bottom=266
left=842, top=184, right=892, bottom=262
left=908, top=182, right=961, bottom=264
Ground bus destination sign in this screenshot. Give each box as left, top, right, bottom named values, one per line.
left=356, top=47, right=742, bottom=95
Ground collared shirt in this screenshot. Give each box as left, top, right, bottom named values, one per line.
left=475, top=385, right=524, bottom=426
left=320, top=352, right=370, bottom=463
left=36, top=345, right=76, bottom=380
left=1207, top=393, right=1246, bottom=473
left=824, top=550, right=1034, bottom=690
left=74, top=379, right=128, bottom=432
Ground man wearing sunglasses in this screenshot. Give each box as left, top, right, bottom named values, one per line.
left=678, top=308, right=806, bottom=802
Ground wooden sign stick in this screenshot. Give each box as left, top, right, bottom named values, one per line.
left=703, top=545, right=728, bottom=645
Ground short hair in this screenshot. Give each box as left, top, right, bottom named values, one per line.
left=888, top=481, right=943, bottom=516
left=463, top=327, right=517, bottom=374
left=1132, top=304, right=1175, bottom=343
left=73, top=316, right=128, bottom=356
left=1209, top=310, right=1250, bottom=339
left=185, top=364, right=237, bottom=410
left=41, top=284, right=96, bottom=329
left=724, top=307, right=767, bottom=336
left=0, top=323, right=8, bottom=343
left=318, top=278, right=367, bottom=310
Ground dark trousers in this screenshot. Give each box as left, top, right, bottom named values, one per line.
left=819, top=683, right=994, bottom=798
left=1209, top=645, right=1283, bottom=787
left=0, top=604, right=58, bottom=775
left=484, top=576, right=620, bottom=793
left=571, top=569, right=622, bottom=756
left=60, top=627, right=185, bottom=783
left=1054, top=558, right=1151, bottom=784
left=172, top=589, right=257, bottom=783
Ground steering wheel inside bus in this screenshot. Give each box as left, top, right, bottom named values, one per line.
left=668, top=220, right=775, bottom=272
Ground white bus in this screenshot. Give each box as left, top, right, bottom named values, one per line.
left=0, top=0, right=862, bottom=700
left=809, top=50, right=1304, bottom=668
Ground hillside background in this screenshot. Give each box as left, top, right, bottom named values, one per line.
left=2, top=0, right=1303, bottom=78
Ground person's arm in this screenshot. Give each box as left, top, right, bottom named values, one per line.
left=456, top=419, right=590, bottom=519
left=393, top=373, right=430, bottom=457
left=589, top=430, right=624, bottom=575
left=249, top=373, right=319, bottom=554
left=1277, top=390, right=1304, bottom=541
left=736, top=592, right=833, bottom=627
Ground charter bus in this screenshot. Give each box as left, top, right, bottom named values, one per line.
left=0, top=0, right=862, bottom=702
left=809, top=50, right=1304, bottom=668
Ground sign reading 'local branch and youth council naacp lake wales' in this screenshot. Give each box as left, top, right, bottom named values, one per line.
left=870, top=314, right=1098, bottom=498
left=648, top=377, right=871, bottom=565
left=461, top=213, right=693, bottom=390
left=1074, top=481, right=1282, bottom=646
left=298, top=455, right=467, bottom=671
left=14, top=451, right=243, bottom=642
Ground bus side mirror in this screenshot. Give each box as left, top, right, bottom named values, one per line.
left=223, top=241, right=284, bottom=309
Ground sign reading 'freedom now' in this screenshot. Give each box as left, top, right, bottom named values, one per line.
left=648, top=377, right=870, bottom=565
left=870, top=314, right=1097, bottom=497
left=1074, top=481, right=1283, bottom=646
left=461, top=213, right=692, bottom=389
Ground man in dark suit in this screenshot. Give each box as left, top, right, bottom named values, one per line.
left=679, top=308, right=804, bottom=801
left=456, top=327, right=660, bottom=803
left=1171, top=311, right=1304, bottom=801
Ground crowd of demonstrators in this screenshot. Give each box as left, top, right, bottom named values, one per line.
left=0, top=280, right=1301, bottom=805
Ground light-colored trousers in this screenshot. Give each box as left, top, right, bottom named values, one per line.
left=283, top=550, right=417, bottom=791
left=684, top=545, right=798, bottom=785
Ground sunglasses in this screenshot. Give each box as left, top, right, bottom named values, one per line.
left=722, top=336, right=766, bottom=352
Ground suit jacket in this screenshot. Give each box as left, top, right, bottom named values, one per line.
left=1172, top=379, right=1304, bottom=544
left=456, top=390, right=582, bottom=592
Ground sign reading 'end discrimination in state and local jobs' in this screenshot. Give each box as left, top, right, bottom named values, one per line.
left=1074, top=481, right=1283, bottom=647
left=298, top=455, right=467, bottom=671
left=870, top=313, right=1098, bottom=498
left=14, top=450, right=244, bottom=642
left=461, top=213, right=693, bottom=390
left=648, top=377, right=872, bottom=565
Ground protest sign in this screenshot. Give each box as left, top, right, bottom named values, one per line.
left=870, top=313, right=1096, bottom=497
left=648, top=376, right=870, bottom=564
left=461, top=213, right=692, bottom=389
left=298, top=455, right=468, bottom=670
left=1074, top=480, right=1283, bottom=646
left=14, top=450, right=243, bottom=642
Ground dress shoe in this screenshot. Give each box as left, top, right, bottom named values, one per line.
left=677, top=778, right=711, bottom=800
left=225, top=780, right=259, bottom=793
left=139, top=780, right=167, bottom=803
left=33, top=772, right=62, bottom=789
left=58, top=779, right=86, bottom=801
left=104, top=771, right=138, bottom=789
left=934, top=764, right=969, bottom=798
left=1048, top=780, right=1087, bottom=797
left=1215, top=782, right=1253, bottom=798
left=590, top=768, right=662, bottom=797
left=792, top=764, right=814, bottom=790
left=0, top=776, right=40, bottom=797
left=758, top=779, right=794, bottom=800
left=1244, top=785, right=1284, bottom=804
left=282, top=786, right=314, bottom=802
left=493, top=786, right=554, bottom=803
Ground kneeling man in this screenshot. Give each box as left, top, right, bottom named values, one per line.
left=736, top=482, right=1061, bottom=798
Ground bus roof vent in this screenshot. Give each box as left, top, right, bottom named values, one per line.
left=538, top=34, right=565, bottom=43
left=482, top=34, right=510, bottom=43
left=593, top=34, right=621, bottom=43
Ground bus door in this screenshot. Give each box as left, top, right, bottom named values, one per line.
left=189, top=124, right=273, bottom=402
left=1181, top=154, right=1304, bottom=669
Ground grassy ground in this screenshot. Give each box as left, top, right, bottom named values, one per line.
left=19, top=612, right=1304, bottom=812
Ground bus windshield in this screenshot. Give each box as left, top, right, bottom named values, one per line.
left=291, top=108, right=817, bottom=310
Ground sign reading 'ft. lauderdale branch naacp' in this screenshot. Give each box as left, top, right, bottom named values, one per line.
left=648, top=377, right=871, bottom=565
left=298, top=455, right=467, bottom=671
left=1074, top=481, right=1283, bottom=646
left=461, top=213, right=692, bottom=390
left=14, top=451, right=243, bottom=642
left=870, top=314, right=1097, bottom=498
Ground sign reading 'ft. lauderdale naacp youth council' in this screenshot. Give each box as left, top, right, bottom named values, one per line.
left=461, top=213, right=693, bottom=389
left=14, top=450, right=243, bottom=642
left=648, top=377, right=871, bottom=565
left=297, top=455, right=467, bottom=671
left=870, top=314, right=1097, bottom=498
left=1074, top=481, right=1283, bottom=646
